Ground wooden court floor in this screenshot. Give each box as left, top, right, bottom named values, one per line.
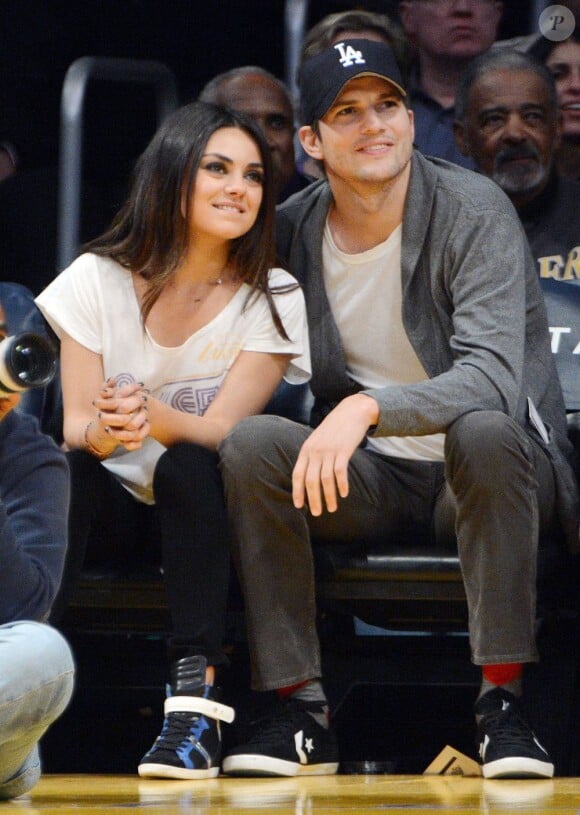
left=1, top=774, right=579, bottom=815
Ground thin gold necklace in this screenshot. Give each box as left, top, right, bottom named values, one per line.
left=192, top=277, right=223, bottom=303
left=169, top=267, right=229, bottom=303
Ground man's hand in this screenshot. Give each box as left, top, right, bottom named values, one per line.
left=292, top=393, right=379, bottom=516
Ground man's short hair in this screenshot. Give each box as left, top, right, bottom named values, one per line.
left=455, top=49, right=559, bottom=123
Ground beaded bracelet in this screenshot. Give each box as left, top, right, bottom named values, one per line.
left=84, top=420, right=109, bottom=460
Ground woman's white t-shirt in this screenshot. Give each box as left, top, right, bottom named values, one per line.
left=36, top=253, right=310, bottom=503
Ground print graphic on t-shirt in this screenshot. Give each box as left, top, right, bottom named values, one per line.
left=114, top=371, right=224, bottom=416
left=536, top=277, right=580, bottom=411
left=158, top=373, right=224, bottom=416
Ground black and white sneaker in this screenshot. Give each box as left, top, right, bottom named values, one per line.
left=222, top=699, right=339, bottom=777
left=138, top=655, right=235, bottom=779
left=476, top=687, right=554, bottom=779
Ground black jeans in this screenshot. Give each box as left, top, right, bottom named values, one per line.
left=51, top=443, right=231, bottom=667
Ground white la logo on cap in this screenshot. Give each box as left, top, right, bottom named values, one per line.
left=334, top=42, right=366, bottom=68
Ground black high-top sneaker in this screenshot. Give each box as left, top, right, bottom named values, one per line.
left=138, top=655, right=234, bottom=779
left=222, top=698, right=339, bottom=777
left=476, top=687, right=554, bottom=779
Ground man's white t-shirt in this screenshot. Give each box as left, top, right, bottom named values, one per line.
left=36, top=253, right=311, bottom=502
left=322, top=222, right=444, bottom=461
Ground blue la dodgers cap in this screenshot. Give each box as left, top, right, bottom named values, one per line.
left=299, top=39, right=406, bottom=125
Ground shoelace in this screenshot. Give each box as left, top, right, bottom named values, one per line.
left=480, top=706, right=538, bottom=750
left=155, top=712, right=202, bottom=750
left=244, top=702, right=315, bottom=744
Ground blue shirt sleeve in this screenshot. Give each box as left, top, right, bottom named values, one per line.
left=0, top=410, right=69, bottom=622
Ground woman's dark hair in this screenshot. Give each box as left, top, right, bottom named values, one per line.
left=528, top=29, right=580, bottom=64
left=85, top=100, right=292, bottom=336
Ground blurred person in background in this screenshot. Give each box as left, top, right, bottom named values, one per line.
left=530, top=32, right=580, bottom=180
left=199, top=66, right=311, bottom=202
left=398, top=0, right=503, bottom=168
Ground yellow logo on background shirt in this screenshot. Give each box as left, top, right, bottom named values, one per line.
left=538, top=248, right=580, bottom=281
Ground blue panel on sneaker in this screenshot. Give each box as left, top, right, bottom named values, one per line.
left=138, top=683, right=235, bottom=780
left=475, top=687, right=554, bottom=779
left=222, top=699, right=339, bottom=777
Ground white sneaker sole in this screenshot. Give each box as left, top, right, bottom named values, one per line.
left=482, top=756, right=554, bottom=779
left=222, top=754, right=339, bottom=777
left=138, top=762, right=220, bottom=780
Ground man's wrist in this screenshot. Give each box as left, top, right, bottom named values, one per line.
left=357, top=393, right=380, bottom=429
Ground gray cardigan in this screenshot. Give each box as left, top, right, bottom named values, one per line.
left=276, top=151, right=579, bottom=549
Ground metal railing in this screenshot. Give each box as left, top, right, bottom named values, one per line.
left=57, top=56, right=179, bottom=270
left=284, top=0, right=309, bottom=115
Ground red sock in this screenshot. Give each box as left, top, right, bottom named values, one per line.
left=482, top=663, right=523, bottom=686
left=277, top=680, right=310, bottom=700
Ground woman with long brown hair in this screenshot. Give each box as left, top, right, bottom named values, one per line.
left=36, top=100, right=309, bottom=779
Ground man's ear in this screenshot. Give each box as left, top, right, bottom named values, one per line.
left=398, top=2, right=416, bottom=41
left=299, top=125, right=323, bottom=160
left=453, top=120, right=470, bottom=157
left=492, top=2, right=504, bottom=34
left=407, top=107, right=415, bottom=145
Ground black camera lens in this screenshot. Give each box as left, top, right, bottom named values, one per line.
left=0, top=333, right=58, bottom=393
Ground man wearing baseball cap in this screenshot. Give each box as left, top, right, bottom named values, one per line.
left=219, top=39, right=578, bottom=779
